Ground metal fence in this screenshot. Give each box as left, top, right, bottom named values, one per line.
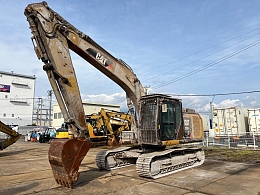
left=0, top=125, right=48, bottom=139
left=18, top=126, right=41, bottom=135
left=203, top=131, right=260, bottom=150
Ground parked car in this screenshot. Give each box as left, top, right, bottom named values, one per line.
left=39, top=127, right=56, bottom=143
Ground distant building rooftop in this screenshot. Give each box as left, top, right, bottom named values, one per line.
left=0, top=71, right=36, bottom=80
left=53, top=102, right=120, bottom=108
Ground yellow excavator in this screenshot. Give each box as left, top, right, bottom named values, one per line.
left=56, top=108, right=132, bottom=145
left=0, top=121, right=21, bottom=150
left=86, top=108, right=132, bottom=145
left=24, top=1, right=204, bottom=189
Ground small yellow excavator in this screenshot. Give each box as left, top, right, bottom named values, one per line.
left=86, top=108, right=131, bottom=145
left=56, top=108, right=132, bottom=146
left=0, top=121, right=21, bottom=150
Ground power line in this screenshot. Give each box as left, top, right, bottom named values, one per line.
left=153, top=39, right=260, bottom=89
left=143, top=32, right=260, bottom=82
left=84, top=28, right=260, bottom=93
left=167, top=90, right=260, bottom=97
left=137, top=27, right=260, bottom=75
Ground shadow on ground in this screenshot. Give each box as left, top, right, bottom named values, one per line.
left=74, top=167, right=110, bottom=188
left=0, top=182, right=39, bottom=195
left=0, top=148, right=36, bottom=157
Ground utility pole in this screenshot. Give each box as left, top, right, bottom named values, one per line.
left=40, top=98, right=43, bottom=129
left=48, top=90, right=53, bottom=127
left=37, top=98, right=40, bottom=126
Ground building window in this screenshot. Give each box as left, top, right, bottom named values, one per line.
left=58, top=112, right=62, bottom=119
left=54, top=113, right=57, bottom=119
left=12, top=114, right=14, bottom=117
left=5, top=95, right=8, bottom=98
left=3, top=113, right=6, bottom=117
left=10, top=99, right=29, bottom=106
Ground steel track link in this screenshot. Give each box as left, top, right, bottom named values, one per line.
left=136, top=147, right=205, bottom=179
left=95, top=147, right=133, bottom=170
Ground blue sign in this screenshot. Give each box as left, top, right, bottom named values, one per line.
left=0, top=84, right=10, bottom=93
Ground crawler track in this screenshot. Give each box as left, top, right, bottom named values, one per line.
left=136, top=147, right=205, bottom=179
left=96, top=146, right=205, bottom=179
left=96, top=147, right=136, bottom=170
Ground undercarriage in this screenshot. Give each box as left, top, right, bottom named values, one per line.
left=96, top=146, right=205, bottom=179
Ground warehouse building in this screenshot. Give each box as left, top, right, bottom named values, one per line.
left=52, top=102, right=120, bottom=128
left=0, top=71, right=36, bottom=126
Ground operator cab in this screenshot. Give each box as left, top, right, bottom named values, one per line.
left=139, top=94, right=183, bottom=146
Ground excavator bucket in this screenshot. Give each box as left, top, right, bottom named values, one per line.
left=107, top=137, right=120, bottom=146
left=48, top=138, right=92, bottom=188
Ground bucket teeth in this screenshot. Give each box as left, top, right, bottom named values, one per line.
left=56, top=179, right=70, bottom=188
left=48, top=138, right=92, bottom=188
left=52, top=172, right=74, bottom=189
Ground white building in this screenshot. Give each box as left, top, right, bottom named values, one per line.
left=52, top=102, right=120, bottom=128
left=0, top=71, right=36, bottom=126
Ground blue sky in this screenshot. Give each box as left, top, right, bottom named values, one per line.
left=1, top=0, right=260, bottom=114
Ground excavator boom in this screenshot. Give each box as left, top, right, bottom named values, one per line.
left=0, top=121, right=21, bottom=150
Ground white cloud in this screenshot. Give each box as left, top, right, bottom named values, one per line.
left=181, top=96, right=211, bottom=113
left=249, top=100, right=260, bottom=108
left=213, top=99, right=244, bottom=108
left=0, top=41, right=38, bottom=74
left=81, top=92, right=128, bottom=111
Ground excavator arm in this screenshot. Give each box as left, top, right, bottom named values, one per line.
left=24, top=1, right=145, bottom=188
left=0, top=121, right=21, bottom=150
left=25, top=2, right=87, bottom=138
